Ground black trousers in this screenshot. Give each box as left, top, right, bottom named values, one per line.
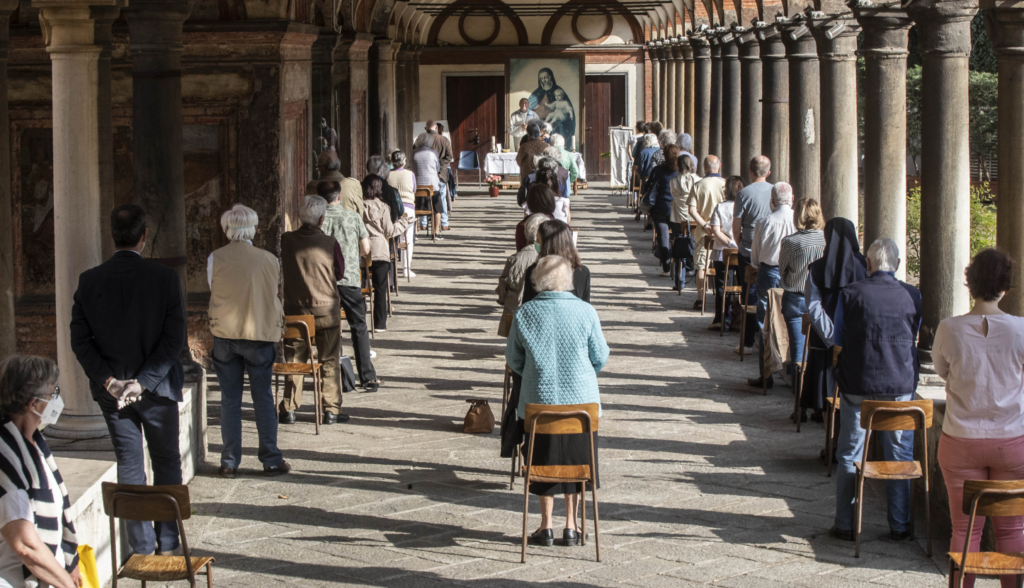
left=737, top=253, right=757, bottom=347
left=337, top=285, right=377, bottom=384
left=713, top=260, right=727, bottom=323
left=369, top=261, right=390, bottom=329
left=653, top=215, right=672, bottom=273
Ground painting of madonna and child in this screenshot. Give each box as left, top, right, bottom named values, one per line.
left=508, top=58, right=582, bottom=150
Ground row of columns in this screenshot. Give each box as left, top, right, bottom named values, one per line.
left=645, top=0, right=1024, bottom=347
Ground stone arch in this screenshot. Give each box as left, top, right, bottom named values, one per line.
left=541, top=0, right=643, bottom=45
left=426, top=0, right=528, bottom=46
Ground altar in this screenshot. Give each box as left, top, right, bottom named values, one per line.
left=483, top=151, right=587, bottom=181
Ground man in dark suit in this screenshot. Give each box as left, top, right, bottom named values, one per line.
left=70, top=204, right=185, bottom=556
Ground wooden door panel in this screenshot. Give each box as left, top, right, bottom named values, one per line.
left=445, top=76, right=505, bottom=175
left=584, top=75, right=627, bottom=181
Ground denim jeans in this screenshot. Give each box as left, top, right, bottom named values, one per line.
left=213, top=337, right=283, bottom=470
left=781, top=291, right=808, bottom=367
left=755, top=264, right=781, bottom=377
left=834, top=392, right=915, bottom=533
left=438, top=181, right=449, bottom=227
left=97, top=391, right=182, bottom=554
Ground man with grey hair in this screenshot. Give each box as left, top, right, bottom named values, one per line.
left=830, top=237, right=922, bottom=544
left=517, top=121, right=548, bottom=177
left=279, top=195, right=349, bottom=425
left=539, top=147, right=571, bottom=197
left=732, top=155, right=774, bottom=351
left=548, top=134, right=579, bottom=185
left=675, top=132, right=699, bottom=169
left=207, top=204, right=288, bottom=477
left=747, top=181, right=796, bottom=387
left=687, top=155, right=726, bottom=306
left=427, top=120, right=454, bottom=232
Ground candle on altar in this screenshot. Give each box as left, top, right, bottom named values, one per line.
left=491, top=136, right=496, bottom=151
left=572, top=136, right=577, bottom=151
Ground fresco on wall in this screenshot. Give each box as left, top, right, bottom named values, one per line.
left=18, top=129, right=55, bottom=297
left=508, top=58, right=580, bottom=147
left=183, top=124, right=225, bottom=294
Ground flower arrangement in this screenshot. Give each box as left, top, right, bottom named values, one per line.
left=485, top=175, right=503, bottom=188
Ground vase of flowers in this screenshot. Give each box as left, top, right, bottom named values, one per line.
left=485, top=175, right=502, bottom=197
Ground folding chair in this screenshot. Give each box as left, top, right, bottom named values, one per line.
left=853, top=399, right=933, bottom=558
left=698, top=234, right=716, bottom=315
left=948, top=480, right=1024, bottom=588
left=360, top=255, right=376, bottom=335
left=414, top=187, right=435, bottom=241
left=273, top=315, right=323, bottom=435
left=720, top=248, right=741, bottom=336
left=520, top=403, right=601, bottom=563
left=793, top=313, right=811, bottom=432
left=457, top=150, right=481, bottom=186
left=103, top=482, right=214, bottom=588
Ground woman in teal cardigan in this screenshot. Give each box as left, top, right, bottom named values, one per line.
left=506, top=255, right=609, bottom=548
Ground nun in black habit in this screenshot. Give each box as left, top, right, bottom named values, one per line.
left=798, top=217, right=868, bottom=421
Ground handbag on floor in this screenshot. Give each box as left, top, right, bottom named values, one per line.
left=464, top=399, right=495, bottom=434
left=340, top=355, right=356, bottom=392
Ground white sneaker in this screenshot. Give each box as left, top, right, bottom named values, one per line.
left=369, top=350, right=377, bottom=359
left=376, top=328, right=387, bottom=333
left=733, top=344, right=753, bottom=355
left=404, top=270, right=416, bottom=278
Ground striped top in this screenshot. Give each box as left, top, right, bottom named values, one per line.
left=0, top=420, right=78, bottom=587
left=778, top=229, right=826, bottom=293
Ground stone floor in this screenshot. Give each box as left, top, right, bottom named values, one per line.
left=182, top=184, right=965, bottom=587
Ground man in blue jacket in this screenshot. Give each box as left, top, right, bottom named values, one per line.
left=70, top=204, right=185, bottom=557
left=830, top=238, right=923, bottom=544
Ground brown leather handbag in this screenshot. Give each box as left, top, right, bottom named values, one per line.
left=464, top=399, right=495, bottom=434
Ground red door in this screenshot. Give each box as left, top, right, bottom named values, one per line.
left=445, top=76, right=505, bottom=179
left=584, top=75, right=627, bottom=181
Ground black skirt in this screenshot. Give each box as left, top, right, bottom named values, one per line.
left=801, top=347, right=834, bottom=413
left=520, top=422, right=601, bottom=496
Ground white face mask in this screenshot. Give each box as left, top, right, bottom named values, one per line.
left=33, top=395, right=64, bottom=428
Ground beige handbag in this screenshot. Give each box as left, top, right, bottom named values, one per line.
left=464, top=399, right=495, bottom=434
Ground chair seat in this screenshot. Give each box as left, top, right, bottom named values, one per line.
left=272, top=362, right=321, bottom=376
left=855, top=460, right=922, bottom=480
left=744, top=305, right=756, bottom=314
left=119, top=554, right=214, bottom=582
left=724, top=286, right=743, bottom=293
left=948, top=552, right=1024, bottom=575
left=415, top=211, right=432, bottom=216
left=522, top=464, right=591, bottom=480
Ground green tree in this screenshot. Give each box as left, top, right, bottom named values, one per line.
left=905, top=183, right=997, bottom=278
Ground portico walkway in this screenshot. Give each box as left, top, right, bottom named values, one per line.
left=184, top=185, right=952, bottom=587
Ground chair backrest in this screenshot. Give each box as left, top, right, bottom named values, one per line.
left=361, top=255, right=372, bottom=269
left=703, top=234, right=715, bottom=249
left=102, top=482, right=191, bottom=522
left=722, top=248, right=739, bottom=270
left=524, top=403, right=599, bottom=435
left=962, top=480, right=1024, bottom=517
left=457, top=150, right=479, bottom=171
left=860, top=399, right=933, bottom=431
left=415, top=187, right=433, bottom=198
left=283, top=314, right=316, bottom=340
left=801, top=313, right=811, bottom=336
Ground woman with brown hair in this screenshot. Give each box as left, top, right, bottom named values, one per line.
left=362, top=175, right=410, bottom=331
left=522, top=220, right=590, bottom=304
left=645, top=144, right=680, bottom=276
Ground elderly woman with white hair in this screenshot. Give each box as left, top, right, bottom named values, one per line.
left=506, top=255, right=609, bottom=548
left=207, top=204, right=289, bottom=475
left=388, top=150, right=419, bottom=277
left=636, top=132, right=661, bottom=182
left=549, top=134, right=579, bottom=185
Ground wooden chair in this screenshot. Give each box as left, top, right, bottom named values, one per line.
left=414, top=187, right=436, bottom=241
left=792, top=313, right=811, bottom=433
left=629, top=165, right=640, bottom=209
left=826, top=347, right=842, bottom=476
left=948, top=480, right=1024, bottom=588
left=520, top=403, right=601, bottom=563
left=102, top=482, right=214, bottom=588
left=360, top=255, right=377, bottom=335
left=389, top=236, right=401, bottom=296
left=853, top=399, right=933, bottom=558
left=719, top=248, right=741, bottom=336
left=739, top=264, right=759, bottom=362
left=273, top=315, right=323, bottom=435
left=698, top=234, right=716, bottom=316
left=502, top=363, right=513, bottom=422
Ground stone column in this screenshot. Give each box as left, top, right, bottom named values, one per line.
left=721, top=34, right=742, bottom=176
left=410, top=45, right=422, bottom=125
left=739, top=30, right=762, bottom=175
left=650, top=43, right=661, bottom=122
left=813, top=17, right=860, bottom=222
left=909, top=0, right=977, bottom=345
left=659, top=44, right=670, bottom=123
left=0, top=2, right=17, bottom=361
left=664, top=43, right=677, bottom=129
left=93, top=7, right=118, bottom=261
left=691, top=37, right=712, bottom=160
left=854, top=6, right=912, bottom=277
left=333, top=32, right=373, bottom=177
left=709, top=39, right=723, bottom=157
left=394, top=45, right=408, bottom=156
left=673, top=42, right=685, bottom=132
left=682, top=40, right=695, bottom=135
left=125, top=0, right=192, bottom=310
left=312, top=32, right=337, bottom=154
left=758, top=25, right=789, bottom=183
left=781, top=20, right=821, bottom=202
left=991, top=6, right=1024, bottom=315
left=368, top=37, right=397, bottom=157
left=32, top=0, right=118, bottom=439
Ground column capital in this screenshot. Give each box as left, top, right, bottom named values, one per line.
left=717, top=31, right=740, bottom=57
left=779, top=20, right=820, bottom=60
left=908, top=0, right=978, bottom=56
left=690, top=35, right=711, bottom=56
left=853, top=3, right=912, bottom=58
left=333, top=31, right=373, bottom=61
left=756, top=26, right=787, bottom=59
left=987, top=6, right=1024, bottom=54
left=124, top=0, right=193, bottom=55
left=670, top=40, right=684, bottom=59
left=680, top=38, right=694, bottom=59
left=811, top=16, right=861, bottom=61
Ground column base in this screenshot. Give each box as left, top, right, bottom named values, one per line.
left=44, top=414, right=109, bottom=442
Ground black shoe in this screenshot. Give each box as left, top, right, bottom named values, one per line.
left=323, top=412, right=351, bottom=424
left=562, top=528, right=581, bottom=546
left=747, top=376, right=773, bottom=389
left=279, top=411, right=296, bottom=425
left=529, top=528, right=554, bottom=547
left=789, top=411, right=808, bottom=423
left=829, top=526, right=854, bottom=542
left=887, top=529, right=912, bottom=542
left=810, top=411, right=824, bottom=423
left=362, top=381, right=380, bottom=393
left=263, top=461, right=291, bottom=476
left=218, top=466, right=236, bottom=479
